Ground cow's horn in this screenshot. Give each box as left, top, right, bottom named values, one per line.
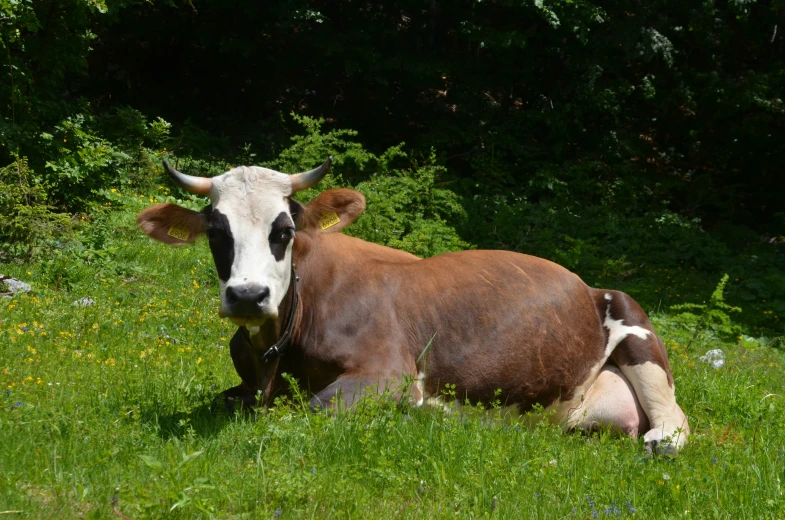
left=290, top=157, right=333, bottom=192
left=163, top=159, right=212, bottom=196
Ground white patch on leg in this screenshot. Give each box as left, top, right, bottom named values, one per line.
left=603, top=301, right=650, bottom=356
left=548, top=297, right=652, bottom=431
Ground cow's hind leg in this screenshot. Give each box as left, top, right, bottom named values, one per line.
left=569, top=364, right=649, bottom=438
left=602, top=291, right=690, bottom=455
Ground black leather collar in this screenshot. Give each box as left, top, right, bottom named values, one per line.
left=261, top=263, right=299, bottom=363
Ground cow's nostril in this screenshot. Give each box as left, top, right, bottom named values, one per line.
left=225, top=286, right=238, bottom=305
left=256, top=287, right=270, bottom=305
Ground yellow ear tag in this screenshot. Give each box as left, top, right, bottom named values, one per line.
left=319, top=212, right=341, bottom=230
left=167, top=226, right=190, bottom=241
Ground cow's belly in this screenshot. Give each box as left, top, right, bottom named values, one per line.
left=416, top=327, right=609, bottom=414
left=560, top=363, right=649, bottom=437
left=399, top=249, right=610, bottom=410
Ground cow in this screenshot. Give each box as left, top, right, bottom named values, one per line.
left=137, top=158, right=689, bottom=454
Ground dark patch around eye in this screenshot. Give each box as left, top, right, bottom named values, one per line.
left=289, top=199, right=304, bottom=227
left=268, top=211, right=294, bottom=262
left=207, top=209, right=234, bottom=281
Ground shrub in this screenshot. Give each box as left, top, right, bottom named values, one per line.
left=41, top=113, right=130, bottom=211
left=0, top=155, right=73, bottom=259
left=670, top=274, right=743, bottom=347
left=268, top=115, right=470, bottom=257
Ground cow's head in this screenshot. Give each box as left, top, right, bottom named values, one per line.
left=137, top=158, right=364, bottom=327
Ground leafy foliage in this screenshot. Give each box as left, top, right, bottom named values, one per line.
left=269, top=115, right=469, bottom=257
left=0, top=155, right=73, bottom=258
left=352, top=152, right=470, bottom=257
left=670, top=274, right=743, bottom=346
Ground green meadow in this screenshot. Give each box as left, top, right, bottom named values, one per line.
left=1, top=190, right=784, bottom=519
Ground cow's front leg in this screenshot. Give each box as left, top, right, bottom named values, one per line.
left=222, top=383, right=259, bottom=411
left=225, top=328, right=279, bottom=410
left=309, top=373, right=404, bottom=412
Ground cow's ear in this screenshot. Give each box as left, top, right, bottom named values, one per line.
left=298, top=189, right=366, bottom=233
left=137, top=203, right=207, bottom=245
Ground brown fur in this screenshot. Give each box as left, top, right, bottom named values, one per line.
left=137, top=203, right=206, bottom=245
left=297, top=189, right=366, bottom=233
left=139, top=187, right=686, bottom=443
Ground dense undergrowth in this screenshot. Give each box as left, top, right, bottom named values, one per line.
left=2, top=112, right=783, bottom=335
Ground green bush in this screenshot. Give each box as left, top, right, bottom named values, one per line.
left=40, top=113, right=131, bottom=210
left=267, top=115, right=470, bottom=257
left=352, top=151, right=470, bottom=257
left=0, top=155, right=73, bottom=259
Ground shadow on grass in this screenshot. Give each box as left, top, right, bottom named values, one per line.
left=139, top=396, right=253, bottom=440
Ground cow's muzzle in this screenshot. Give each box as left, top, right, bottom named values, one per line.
left=223, top=284, right=273, bottom=320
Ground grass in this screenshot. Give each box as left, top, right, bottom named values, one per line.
left=1, top=192, right=784, bottom=518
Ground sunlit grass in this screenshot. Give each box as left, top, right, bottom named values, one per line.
left=1, top=201, right=784, bottom=518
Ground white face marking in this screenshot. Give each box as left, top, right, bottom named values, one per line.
left=210, top=166, right=295, bottom=324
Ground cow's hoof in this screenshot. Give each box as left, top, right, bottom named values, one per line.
left=643, top=426, right=687, bottom=456
left=222, top=385, right=259, bottom=413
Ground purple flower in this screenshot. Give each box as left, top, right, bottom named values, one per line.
left=274, top=509, right=283, bottom=517
left=20, top=327, right=29, bottom=332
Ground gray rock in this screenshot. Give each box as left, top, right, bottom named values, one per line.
left=699, top=348, right=725, bottom=369
left=1, top=275, right=31, bottom=296
left=72, top=297, right=96, bottom=307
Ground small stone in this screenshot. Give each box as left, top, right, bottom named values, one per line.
left=1, top=275, right=32, bottom=296
left=699, top=349, right=725, bottom=369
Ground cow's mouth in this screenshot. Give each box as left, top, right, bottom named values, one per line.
left=223, top=312, right=278, bottom=328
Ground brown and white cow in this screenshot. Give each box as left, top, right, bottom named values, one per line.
left=137, top=158, right=689, bottom=454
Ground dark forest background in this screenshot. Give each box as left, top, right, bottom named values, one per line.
left=1, top=0, right=784, bottom=334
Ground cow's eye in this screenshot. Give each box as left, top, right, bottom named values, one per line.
left=279, top=228, right=295, bottom=242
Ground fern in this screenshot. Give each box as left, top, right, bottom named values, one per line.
left=670, top=274, right=742, bottom=348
